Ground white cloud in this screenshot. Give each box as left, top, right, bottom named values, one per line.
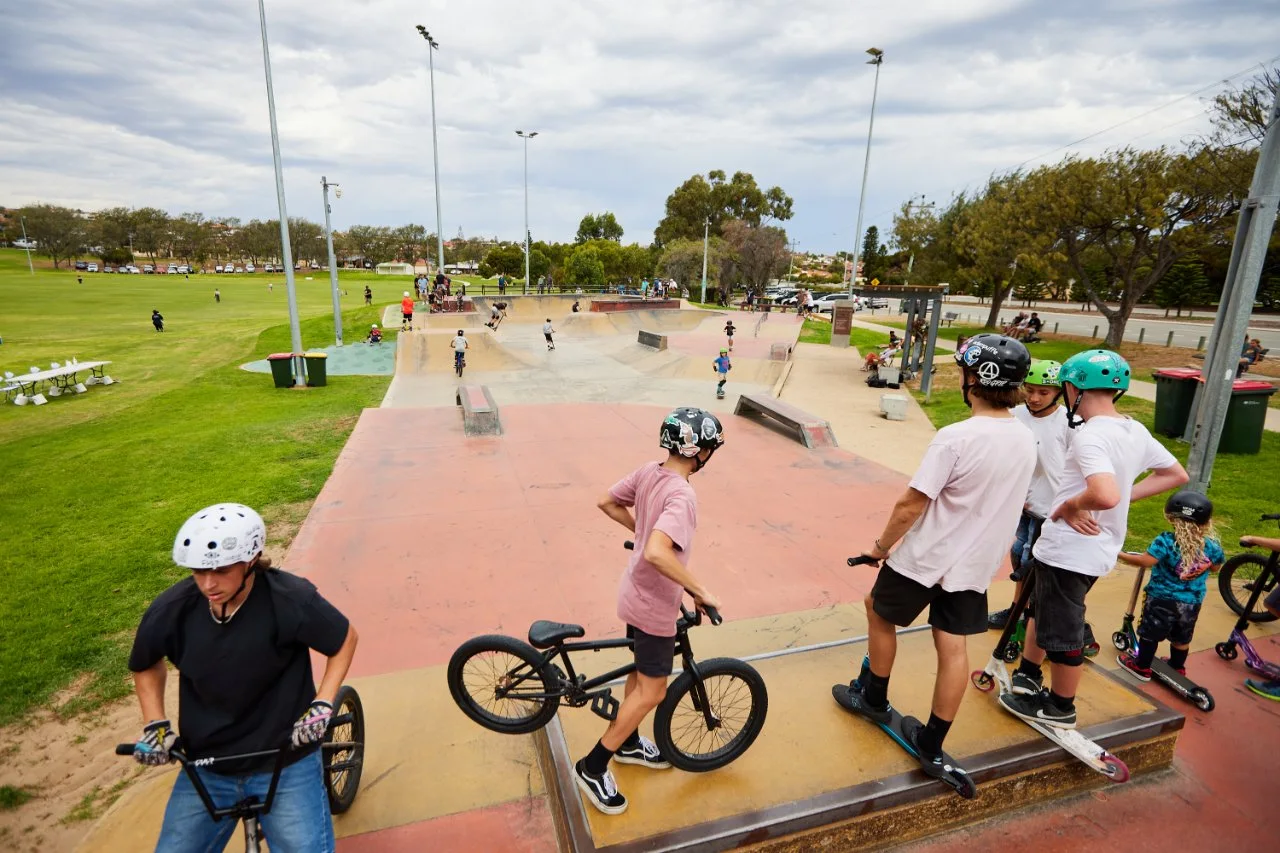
left=0, top=0, right=1275, bottom=252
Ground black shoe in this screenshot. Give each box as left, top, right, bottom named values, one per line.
left=573, top=759, right=627, bottom=815
left=899, top=716, right=949, bottom=780
left=614, top=736, right=670, bottom=769
left=832, top=682, right=892, bottom=725
left=998, top=690, right=1077, bottom=729
left=1009, top=669, right=1043, bottom=696
left=987, top=607, right=1012, bottom=630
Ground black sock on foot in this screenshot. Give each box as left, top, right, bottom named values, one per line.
left=585, top=740, right=615, bottom=775
left=1168, top=646, right=1189, bottom=670
left=862, top=671, right=890, bottom=709
left=1048, top=691, right=1075, bottom=713
left=1017, top=659, right=1043, bottom=680
left=918, top=713, right=952, bottom=758
left=621, top=729, right=641, bottom=750
left=1136, top=639, right=1158, bottom=669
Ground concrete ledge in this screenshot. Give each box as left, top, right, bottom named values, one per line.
left=591, top=299, right=681, bottom=312
left=735, top=393, right=837, bottom=449
left=455, top=385, right=502, bottom=436
left=638, top=330, right=669, bottom=350
left=769, top=342, right=793, bottom=362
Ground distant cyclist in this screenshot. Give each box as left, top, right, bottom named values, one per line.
left=452, top=329, right=469, bottom=371
left=127, top=504, right=358, bottom=852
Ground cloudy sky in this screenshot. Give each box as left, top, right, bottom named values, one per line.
left=1, top=0, right=1277, bottom=253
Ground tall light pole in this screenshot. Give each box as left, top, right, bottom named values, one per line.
left=416, top=25, right=446, bottom=277
left=256, top=0, right=304, bottom=384
left=19, top=216, right=34, bottom=274
left=700, top=218, right=710, bottom=303
left=516, top=130, right=538, bottom=294
left=321, top=176, right=343, bottom=346
left=847, top=47, right=884, bottom=301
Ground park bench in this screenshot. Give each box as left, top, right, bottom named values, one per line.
left=943, top=311, right=959, bottom=327
left=637, top=330, right=668, bottom=351
left=734, top=393, right=838, bottom=449
left=455, top=385, right=502, bottom=436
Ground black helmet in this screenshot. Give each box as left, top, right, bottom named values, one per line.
left=954, top=333, right=1031, bottom=388
left=659, top=407, right=724, bottom=471
left=1165, top=490, right=1212, bottom=525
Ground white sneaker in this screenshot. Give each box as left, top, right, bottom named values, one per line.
left=574, top=759, right=627, bottom=815
left=614, top=735, right=671, bottom=769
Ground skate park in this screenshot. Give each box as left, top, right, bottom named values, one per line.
left=79, top=294, right=1280, bottom=852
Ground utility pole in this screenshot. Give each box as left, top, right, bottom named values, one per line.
left=517, top=130, right=538, bottom=294
left=700, top=218, right=710, bottom=303
left=416, top=26, right=446, bottom=277
left=846, top=47, right=884, bottom=302
left=19, top=216, right=34, bottom=274
left=321, top=176, right=343, bottom=346
left=1184, top=88, right=1280, bottom=492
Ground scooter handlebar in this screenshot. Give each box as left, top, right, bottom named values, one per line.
left=847, top=555, right=881, bottom=567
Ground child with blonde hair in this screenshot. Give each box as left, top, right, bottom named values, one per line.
left=1115, top=491, right=1223, bottom=681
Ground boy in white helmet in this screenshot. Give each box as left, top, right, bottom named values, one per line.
left=127, top=504, right=358, bottom=851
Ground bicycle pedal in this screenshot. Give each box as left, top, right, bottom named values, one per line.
left=590, top=690, right=619, bottom=722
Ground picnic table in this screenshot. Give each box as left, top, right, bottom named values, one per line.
left=8, top=361, right=113, bottom=406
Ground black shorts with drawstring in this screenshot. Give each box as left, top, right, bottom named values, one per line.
left=870, top=563, right=988, bottom=635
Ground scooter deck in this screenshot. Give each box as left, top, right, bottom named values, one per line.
left=832, top=685, right=977, bottom=799
left=991, top=686, right=1130, bottom=782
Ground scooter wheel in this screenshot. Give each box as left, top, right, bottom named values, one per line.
left=1002, top=642, right=1021, bottom=663
left=1190, top=688, right=1215, bottom=712
left=1215, top=642, right=1237, bottom=661
left=971, top=670, right=994, bottom=693
left=1112, top=632, right=1129, bottom=651
left=1101, top=755, right=1130, bottom=783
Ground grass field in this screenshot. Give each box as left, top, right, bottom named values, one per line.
left=0, top=250, right=418, bottom=719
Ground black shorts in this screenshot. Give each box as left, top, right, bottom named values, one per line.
left=1266, top=583, right=1280, bottom=614
left=402, top=312, right=413, bottom=321
left=1139, top=596, right=1201, bottom=646
left=870, top=563, right=988, bottom=636
left=544, top=333, right=553, bottom=342
left=1026, top=559, right=1097, bottom=652
left=626, top=625, right=675, bottom=678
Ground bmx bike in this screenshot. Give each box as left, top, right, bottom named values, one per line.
left=1215, top=512, right=1280, bottom=679
left=455, top=351, right=466, bottom=378
left=116, top=685, right=365, bottom=853
left=447, top=542, right=768, bottom=772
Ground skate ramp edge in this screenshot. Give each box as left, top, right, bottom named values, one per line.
left=456, top=385, right=502, bottom=436
left=735, top=393, right=837, bottom=449
left=535, top=628, right=1182, bottom=853
left=637, top=330, right=668, bottom=350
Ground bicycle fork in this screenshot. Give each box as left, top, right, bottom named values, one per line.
left=682, top=658, right=723, bottom=731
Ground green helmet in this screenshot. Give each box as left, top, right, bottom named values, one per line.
left=1024, top=360, right=1061, bottom=387
left=1059, top=349, right=1130, bottom=392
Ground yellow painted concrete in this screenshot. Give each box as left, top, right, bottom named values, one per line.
left=556, top=628, right=1158, bottom=849
left=79, top=665, right=544, bottom=851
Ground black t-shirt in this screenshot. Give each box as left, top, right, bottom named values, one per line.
left=1028, top=317, right=1043, bottom=332
left=128, top=569, right=349, bottom=774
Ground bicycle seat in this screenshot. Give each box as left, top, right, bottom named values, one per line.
left=529, top=620, right=585, bottom=648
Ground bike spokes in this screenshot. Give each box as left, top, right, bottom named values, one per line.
left=461, top=650, right=547, bottom=722
left=666, top=673, right=752, bottom=761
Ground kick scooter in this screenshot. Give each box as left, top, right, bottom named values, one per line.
left=1214, top=516, right=1280, bottom=679
left=1112, top=556, right=1215, bottom=711
left=834, top=556, right=977, bottom=799
left=971, top=563, right=1130, bottom=782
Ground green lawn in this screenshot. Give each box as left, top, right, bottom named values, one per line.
left=0, top=251, right=394, bottom=719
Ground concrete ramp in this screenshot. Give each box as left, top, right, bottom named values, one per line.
left=394, top=329, right=526, bottom=374
left=472, top=294, right=581, bottom=318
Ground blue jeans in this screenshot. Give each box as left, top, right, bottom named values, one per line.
left=1010, top=511, right=1044, bottom=581
left=156, top=748, right=333, bottom=853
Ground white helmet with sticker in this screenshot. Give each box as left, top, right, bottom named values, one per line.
left=173, top=504, right=266, bottom=570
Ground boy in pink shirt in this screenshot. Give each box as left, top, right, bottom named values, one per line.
left=575, top=407, right=725, bottom=815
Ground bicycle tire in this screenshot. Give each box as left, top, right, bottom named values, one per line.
left=1218, top=553, right=1279, bottom=623
left=653, top=657, right=768, bottom=772
left=323, top=685, right=365, bottom=814
left=448, top=635, right=560, bottom=734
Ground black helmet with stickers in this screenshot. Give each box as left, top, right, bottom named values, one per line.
left=954, top=333, right=1031, bottom=388
left=659, top=407, right=724, bottom=472
left=1165, top=490, right=1213, bottom=526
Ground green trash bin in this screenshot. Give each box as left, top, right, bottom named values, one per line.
left=303, top=352, right=328, bottom=387
left=1219, top=379, right=1276, bottom=454
left=1152, top=367, right=1201, bottom=437
left=266, top=353, right=295, bottom=389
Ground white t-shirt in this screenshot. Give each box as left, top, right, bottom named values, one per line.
left=1011, top=404, right=1070, bottom=518
left=451, top=335, right=468, bottom=352
left=1032, top=416, right=1178, bottom=577
left=889, top=416, right=1036, bottom=593
left=542, top=322, right=554, bottom=335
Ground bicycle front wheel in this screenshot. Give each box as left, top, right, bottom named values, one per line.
left=1219, top=554, right=1279, bottom=623
left=654, top=657, right=768, bottom=772
left=448, top=635, right=560, bottom=734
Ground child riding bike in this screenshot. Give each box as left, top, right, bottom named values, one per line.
left=127, top=504, right=358, bottom=852
left=575, top=408, right=724, bottom=816
left=1115, top=491, right=1223, bottom=682
left=452, top=329, right=469, bottom=372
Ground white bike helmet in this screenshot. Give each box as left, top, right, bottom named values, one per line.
left=173, top=504, right=266, bottom=570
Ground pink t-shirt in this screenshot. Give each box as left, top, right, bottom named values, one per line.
left=611, top=462, right=698, bottom=637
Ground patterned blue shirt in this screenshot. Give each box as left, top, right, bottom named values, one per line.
left=1143, top=531, right=1225, bottom=605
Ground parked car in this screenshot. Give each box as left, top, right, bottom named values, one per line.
left=86, top=262, right=98, bottom=272
left=812, top=292, right=851, bottom=313
left=75, top=260, right=88, bottom=271
left=245, top=263, right=256, bottom=273
left=234, top=266, right=245, bottom=273
left=263, top=263, right=274, bottom=273
left=865, top=297, right=889, bottom=309
left=143, top=264, right=155, bottom=273
left=125, top=265, right=139, bottom=274
left=175, top=264, right=188, bottom=274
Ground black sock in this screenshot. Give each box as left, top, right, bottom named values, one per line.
left=1017, top=659, right=1043, bottom=681
left=917, top=713, right=951, bottom=758
left=1135, top=639, right=1157, bottom=669
left=584, top=740, right=615, bottom=775
left=1168, top=646, right=1189, bottom=670
left=1048, top=691, right=1075, bottom=713
left=621, top=729, right=641, bottom=750
left=862, top=671, right=890, bottom=710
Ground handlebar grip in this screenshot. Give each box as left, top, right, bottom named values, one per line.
left=116, top=743, right=136, bottom=756
left=847, top=555, right=880, bottom=567
left=702, top=605, right=723, bottom=626
left=624, top=540, right=635, bottom=550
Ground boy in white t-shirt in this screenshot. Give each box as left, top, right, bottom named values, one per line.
left=999, top=350, right=1188, bottom=729
left=834, top=334, right=1036, bottom=780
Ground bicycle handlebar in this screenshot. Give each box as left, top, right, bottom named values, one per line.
left=115, top=712, right=355, bottom=762
left=622, top=540, right=722, bottom=626
left=847, top=555, right=881, bottom=567
left=1262, top=513, right=1280, bottom=522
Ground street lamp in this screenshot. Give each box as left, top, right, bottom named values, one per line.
left=416, top=25, right=446, bottom=277
left=19, top=215, right=33, bottom=275
left=516, top=130, right=538, bottom=294
left=321, top=176, right=343, bottom=346
left=845, top=46, right=884, bottom=304
left=700, top=218, right=710, bottom=303
left=256, top=0, right=305, bottom=384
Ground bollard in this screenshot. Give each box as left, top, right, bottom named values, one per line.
left=1197, top=335, right=1205, bottom=351
left=1053, top=322, right=1059, bottom=334
left=1092, top=325, right=1099, bottom=339
left=1138, top=328, right=1146, bottom=344
left=1166, top=330, right=1175, bottom=347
